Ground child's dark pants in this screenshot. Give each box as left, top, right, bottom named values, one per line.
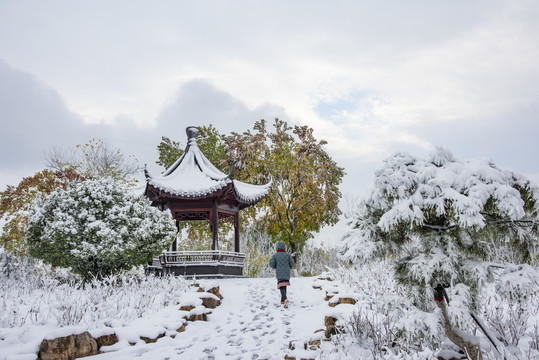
left=280, top=286, right=287, bottom=302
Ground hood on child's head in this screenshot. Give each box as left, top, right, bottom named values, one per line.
left=276, top=241, right=286, bottom=251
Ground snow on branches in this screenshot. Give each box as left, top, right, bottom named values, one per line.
left=25, top=177, right=177, bottom=280
left=339, top=147, right=539, bottom=357
left=340, top=147, right=539, bottom=304
left=374, top=147, right=538, bottom=232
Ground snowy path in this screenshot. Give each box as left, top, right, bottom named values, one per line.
left=89, top=277, right=327, bottom=360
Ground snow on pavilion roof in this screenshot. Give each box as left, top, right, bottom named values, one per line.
left=145, top=126, right=271, bottom=203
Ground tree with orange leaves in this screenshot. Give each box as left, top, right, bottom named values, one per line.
left=0, top=169, right=85, bottom=256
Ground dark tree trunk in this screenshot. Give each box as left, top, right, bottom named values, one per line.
left=290, top=241, right=297, bottom=268
left=436, top=299, right=482, bottom=360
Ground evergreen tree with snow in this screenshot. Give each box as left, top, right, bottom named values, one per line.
left=26, top=178, right=177, bottom=281
left=340, top=147, right=539, bottom=356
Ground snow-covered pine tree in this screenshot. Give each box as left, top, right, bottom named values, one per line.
left=340, top=147, right=539, bottom=354
left=26, top=178, right=177, bottom=281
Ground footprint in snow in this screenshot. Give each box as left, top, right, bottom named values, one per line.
left=175, top=345, right=192, bottom=354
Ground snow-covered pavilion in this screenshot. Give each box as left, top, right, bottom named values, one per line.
left=144, top=126, right=271, bottom=276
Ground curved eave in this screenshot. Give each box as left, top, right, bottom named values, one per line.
left=145, top=179, right=232, bottom=201
left=232, top=179, right=272, bottom=206
left=146, top=179, right=272, bottom=206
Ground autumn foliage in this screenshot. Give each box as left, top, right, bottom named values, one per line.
left=0, top=169, right=85, bottom=255
left=156, top=119, right=345, bottom=255
left=226, top=119, right=345, bottom=254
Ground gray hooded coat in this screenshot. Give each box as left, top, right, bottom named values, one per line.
left=269, top=241, right=295, bottom=280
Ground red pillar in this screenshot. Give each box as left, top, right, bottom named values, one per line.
left=211, top=199, right=219, bottom=251
left=172, top=219, right=179, bottom=251
left=234, top=213, right=240, bottom=253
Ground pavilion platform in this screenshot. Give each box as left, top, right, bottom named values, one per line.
left=146, top=250, right=247, bottom=278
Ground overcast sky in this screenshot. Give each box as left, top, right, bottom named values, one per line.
left=1, top=0, right=538, bottom=200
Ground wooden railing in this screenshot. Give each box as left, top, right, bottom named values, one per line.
left=156, top=250, right=246, bottom=268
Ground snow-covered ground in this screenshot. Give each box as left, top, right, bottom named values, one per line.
left=2, top=259, right=538, bottom=359
left=87, top=277, right=327, bottom=360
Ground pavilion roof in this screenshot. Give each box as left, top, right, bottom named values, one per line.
left=145, top=126, right=271, bottom=204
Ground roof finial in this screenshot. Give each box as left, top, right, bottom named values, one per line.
left=186, top=126, right=199, bottom=146
left=227, top=160, right=237, bottom=180
left=144, top=164, right=152, bottom=181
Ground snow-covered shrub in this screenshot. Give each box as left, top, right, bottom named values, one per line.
left=296, top=240, right=343, bottom=276
left=320, top=263, right=539, bottom=359
left=332, top=262, right=444, bottom=354
left=0, top=248, right=40, bottom=281
left=0, top=248, right=19, bottom=278
left=483, top=264, right=539, bottom=348
left=344, top=307, right=411, bottom=358
left=485, top=301, right=528, bottom=347
left=241, top=225, right=274, bottom=278
left=0, top=254, right=189, bottom=329
left=530, top=323, right=539, bottom=351
left=25, top=178, right=177, bottom=280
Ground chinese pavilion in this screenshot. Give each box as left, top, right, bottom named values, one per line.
left=144, top=126, right=271, bottom=276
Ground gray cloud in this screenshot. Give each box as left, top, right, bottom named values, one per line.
left=128, top=79, right=289, bottom=177
left=0, top=68, right=290, bottom=189
left=408, top=106, right=539, bottom=174
left=0, top=59, right=87, bottom=169
left=157, top=79, right=287, bottom=136
left=2, top=58, right=535, bottom=198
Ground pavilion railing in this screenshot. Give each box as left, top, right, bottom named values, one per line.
left=156, top=250, right=246, bottom=268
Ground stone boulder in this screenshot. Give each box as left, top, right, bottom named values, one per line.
left=95, top=333, right=119, bottom=349
left=188, top=312, right=208, bottom=322
left=39, top=331, right=97, bottom=360
left=328, top=296, right=356, bottom=307
left=206, top=286, right=223, bottom=300
left=140, top=333, right=165, bottom=344
left=176, top=322, right=187, bottom=333
left=324, top=316, right=339, bottom=338
left=200, top=293, right=221, bottom=309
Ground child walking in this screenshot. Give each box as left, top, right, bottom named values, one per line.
left=269, top=241, right=295, bottom=308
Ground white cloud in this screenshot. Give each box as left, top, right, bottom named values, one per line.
left=0, top=0, right=538, bottom=196
left=302, top=1, right=539, bottom=164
